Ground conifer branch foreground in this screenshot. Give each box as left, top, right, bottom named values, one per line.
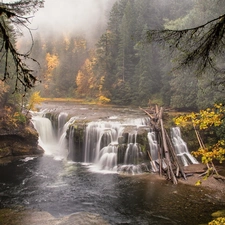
left=0, top=1, right=44, bottom=93
left=146, top=14, right=225, bottom=78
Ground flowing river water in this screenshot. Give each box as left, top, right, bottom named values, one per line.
left=0, top=102, right=225, bottom=225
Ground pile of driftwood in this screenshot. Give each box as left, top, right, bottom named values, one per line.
left=140, top=105, right=187, bottom=184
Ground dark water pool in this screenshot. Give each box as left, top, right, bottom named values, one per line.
left=0, top=156, right=224, bottom=225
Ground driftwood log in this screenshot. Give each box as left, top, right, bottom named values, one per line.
left=140, top=105, right=187, bottom=184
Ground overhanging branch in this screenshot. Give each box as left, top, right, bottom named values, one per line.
left=146, top=14, right=225, bottom=75
left=0, top=1, right=43, bottom=92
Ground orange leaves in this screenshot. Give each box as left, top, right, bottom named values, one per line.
left=0, top=106, right=25, bottom=127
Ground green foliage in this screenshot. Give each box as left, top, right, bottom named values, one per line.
left=13, top=111, right=26, bottom=124
left=25, top=0, right=225, bottom=109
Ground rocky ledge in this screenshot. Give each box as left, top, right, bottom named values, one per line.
left=0, top=122, right=44, bottom=159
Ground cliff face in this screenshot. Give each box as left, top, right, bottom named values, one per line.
left=0, top=122, right=44, bottom=158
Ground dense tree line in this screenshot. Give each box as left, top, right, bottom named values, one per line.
left=29, top=0, right=225, bottom=109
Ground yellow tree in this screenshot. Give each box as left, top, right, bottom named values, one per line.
left=27, top=91, right=43, bottom=111
left=174, top=104, right=225, bottom=176
left=44, top=53, right=59, bottom=93
left=76, top=57, right=97, bottom=97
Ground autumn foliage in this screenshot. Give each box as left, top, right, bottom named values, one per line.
left=27, top=91, right=43, bottom=111
left=174, top=104, right=225, bottom=175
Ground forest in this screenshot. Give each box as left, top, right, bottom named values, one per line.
left=11, top=0, right=220, bottom=109
left=0, top=0, right=225, bottom=110
left=1, top=1, right=225, bottom=224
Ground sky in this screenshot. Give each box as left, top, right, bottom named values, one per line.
left=24, top=0, right=116, bottom=44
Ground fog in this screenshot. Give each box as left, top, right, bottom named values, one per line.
left=20, top=0, right=117, bottom=45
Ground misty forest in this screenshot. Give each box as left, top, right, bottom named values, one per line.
left=27, top=0, right=225, bottom=108
left=1, top=0, right=225, bottom=225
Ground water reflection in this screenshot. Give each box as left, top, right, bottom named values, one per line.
left=0, top=156, right=224, bottom=225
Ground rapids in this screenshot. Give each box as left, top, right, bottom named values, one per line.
left=0, top=156, right=224, bottom=225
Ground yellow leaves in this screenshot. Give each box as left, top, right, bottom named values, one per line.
left=76, top=56, right=98, bottom=96
left=195, top=180, right=201, bottom=186
left=99, top=95, right=111, bottom=104
left=192, top=141, right=225, bottom=165
left=0, top=106, right=25, bottom=127
left=208, top=217, right=225, bottom=225
left=13, top=112, right=26, bottom=124
left=174, top=104, right=224, bottom=130
left=45, top=53, right=59, bottom=78
left=28, top=91, right=43, bottom=111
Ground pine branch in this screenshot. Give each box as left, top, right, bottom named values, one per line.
left=146, top=14, right=225, bottom=75
left=0, top=1, right=43, bottom=92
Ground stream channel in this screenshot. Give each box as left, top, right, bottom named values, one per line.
left=0, top=102, right=225, bottom=225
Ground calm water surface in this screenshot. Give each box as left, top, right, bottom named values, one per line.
left=0, top=155, right=224, bottom=225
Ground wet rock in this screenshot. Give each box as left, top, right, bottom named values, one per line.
left=211, top=209, right=225, bottom=218
left=183, top=163, right=207, bottom=174
left=58, top=212, right=110, bottom=225
left=0, top=123, right=44, bottom=159
left=0, top=209, right=110, bottom=225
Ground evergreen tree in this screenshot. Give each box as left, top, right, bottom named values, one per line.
left=170, top=70, right=198, bottom=110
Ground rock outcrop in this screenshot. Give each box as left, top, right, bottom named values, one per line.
left=0, top=121, right=44, bottom=159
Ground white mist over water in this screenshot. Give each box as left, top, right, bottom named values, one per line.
left=17, top=0, right=117, bottom=48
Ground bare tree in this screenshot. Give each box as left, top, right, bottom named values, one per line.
left=0, top=0, right=44, bottom=93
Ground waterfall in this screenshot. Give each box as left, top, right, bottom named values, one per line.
left=31, top=111, right=76, bottom=160
left=83, top=119, right=150, bottom=173
left=32, top=109, right=199, bottom=174
left=171, top=127, right=199, bottom=166
left=147, top=131, right=160, bottom=172
left=58, top=112, right=68, bottom=138
left=84, top=121, right=124, bottom=172
left=147, top=131, right=158, bottom=161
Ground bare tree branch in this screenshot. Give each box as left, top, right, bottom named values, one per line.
left=146, top=13, right=225, bottom=76
left=0, top=0, right=44, bottom=93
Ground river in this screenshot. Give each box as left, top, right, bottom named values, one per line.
left=0, top=102, right=224, bottom=224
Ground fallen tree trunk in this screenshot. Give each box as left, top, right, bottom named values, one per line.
left=141, top=105, right=195, bottom=184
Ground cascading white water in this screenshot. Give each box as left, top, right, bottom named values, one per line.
left=32, top=109, right=198, bottom=173
left=84, top=121, right=124, bottom=171
left=84, top=119, right=150, bottom=174
left=31, top=111, right=76, bottom=160
left=147, top=131, right=158, bottom=161
left=147, top=131, right=160, bottom=172
left=31, top=111, right=57, bottom=156
left=171, top=127, right=199, bottom=166
left=58, top=112, right=68, bottom=139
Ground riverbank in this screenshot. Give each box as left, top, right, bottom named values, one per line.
left=0, top=123, right=44, bottom=159
left=179, top=163, right=225, bottom=202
